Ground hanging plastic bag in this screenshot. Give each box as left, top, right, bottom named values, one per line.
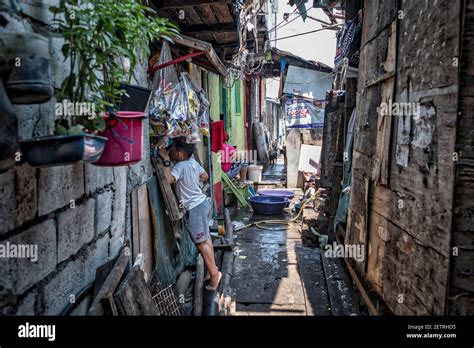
left=150, top=41, right=182, bottom=126
left=185, top=121, right=201, bottom=143
left=151, top=41, right=180, bottom=99
left=178, top=73, right=201, bottom=143
left=169, top=88, right=186, bottom=122
left=180, top=73, right=201, bottom=123
left=198, top=90, right=210, bottom=136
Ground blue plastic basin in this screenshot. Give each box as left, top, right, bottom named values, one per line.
left=249, top=195, right=288, bottom=215
left=257, top=189, right=295, bottom=200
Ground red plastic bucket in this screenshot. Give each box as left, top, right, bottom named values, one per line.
left=93, top=111, right=145, bottom=166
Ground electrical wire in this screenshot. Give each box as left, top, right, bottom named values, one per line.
left=268, top=22, right=343, bottom=42
left=284, top=70, right=337, bottom=84
left=229, top=0, right=296, bottom=81
left=266, top=0, right=304, bottom=33
left=268, top=5, right=314, bottom=34
left=269, top=11, right=303, bottom=33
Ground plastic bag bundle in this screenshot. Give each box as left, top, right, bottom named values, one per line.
left=150, top=41, right=182, bottom=127
left=152, top=42, right=180, bottom=99
left=149, top=46, right=211, bottom=143
left=180, top=73, right=201, bottom=143
left=171, top=86, right=188, bottom=121
left=198, top=90, right=210, bottom=136
left=180, top=73, right=200, bottom=122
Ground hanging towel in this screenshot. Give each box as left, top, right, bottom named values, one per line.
left=211, top=120, right=228, bottom=153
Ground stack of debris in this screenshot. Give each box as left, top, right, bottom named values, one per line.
left=300, top=188, right=331, bottom=248
left=85, top=242, right=184, bottom=316
left=66, top=208, right=237, bottom=316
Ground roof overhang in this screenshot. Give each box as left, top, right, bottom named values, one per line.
left=262, top=47, right=333, bottom=78
left=151, top=35, right=228, bottom=78
left=173, top=35, right=228, bottom=78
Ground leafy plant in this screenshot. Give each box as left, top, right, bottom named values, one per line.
left=49, top=0, right=179, bottom=134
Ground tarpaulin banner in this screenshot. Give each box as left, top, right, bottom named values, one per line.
left=285, top=97, right=325, bottom=129
left=334, top=15, right=362, bottom=69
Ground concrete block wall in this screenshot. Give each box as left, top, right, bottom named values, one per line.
left=0, top=5, right=151, bottom=315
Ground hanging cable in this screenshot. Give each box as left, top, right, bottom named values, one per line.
left=284, top=70, right=337, bottom=84
left=267, top=22, right=343, bottom=42
left=268, top=5, right=314, bottom=34
left=266, top=0, right=304, bottom=33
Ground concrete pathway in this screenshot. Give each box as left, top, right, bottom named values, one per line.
left=231, top=193, right=332, bottom=316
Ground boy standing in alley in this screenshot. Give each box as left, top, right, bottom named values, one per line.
left=167, top=140, right=222, bottom=290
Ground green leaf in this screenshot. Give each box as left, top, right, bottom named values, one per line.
left=67, top=124, right=85, bottom=135
left=54, top=124, right=68, bottom=136
left=49, top=5, right=60, bottom=14
left=61, top=44, right=70, bottom=58
left=93, top=117, right=106, bottom=132
left=53, top=0, right=181, bottom=107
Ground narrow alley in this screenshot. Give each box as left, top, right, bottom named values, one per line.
left=0, top=0, right=473, bottom=336
left=230, top=164, right=359, bottom=316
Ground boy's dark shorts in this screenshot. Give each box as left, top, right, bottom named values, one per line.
left=186, top=199, right=210, bottom=244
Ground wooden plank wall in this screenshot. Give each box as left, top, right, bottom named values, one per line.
left=346, top=0, right=460, bottom=315
left=319, top=92, right=347, bottom=236
left=320, top=93, right=332, bottom=188
left=328, top=104, right=347, bottom=235
left=320, top=93, right=345, bottom=189
left=131, top=184, right=154, bottom=281
left=449, top=0, right=474, bottom=315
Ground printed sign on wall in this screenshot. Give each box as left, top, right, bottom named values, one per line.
left=285, top=97, right=325, bottom=129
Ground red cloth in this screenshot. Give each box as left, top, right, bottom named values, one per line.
left=221, top=143, right=236, bottom=173
left=211, top=120, right=228, bottom=153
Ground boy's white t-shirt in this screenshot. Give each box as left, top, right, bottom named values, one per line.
left=171, top=158, right=207, bottom=211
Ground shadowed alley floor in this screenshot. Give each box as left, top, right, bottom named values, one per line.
left=228, top=163, right=360, bottom=316
left=231, top=205, right=332, bottom=315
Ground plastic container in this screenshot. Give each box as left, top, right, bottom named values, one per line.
left=249, top=195, right=288, bottom=215
left=118, top=84, right=152, bottom=112
left=0, top=33, right=53, bottom=104
left=20, top=134, right=107, bottom=167
left=94, top=111, right=145, bottom=166
left=257, top=189, right=295, bottom=200
left=248, top=164, right=263, bottom=183
left=0, top=77, right=18, bottom=173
